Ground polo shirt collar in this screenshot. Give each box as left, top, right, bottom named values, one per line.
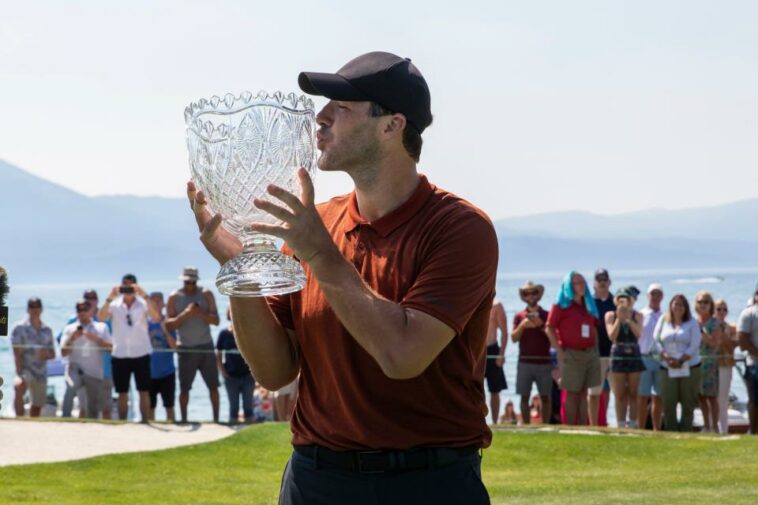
left=343, top=174, right=434, bottom=237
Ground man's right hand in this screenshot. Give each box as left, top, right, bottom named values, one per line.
left=187, top=181, right=242, bottom=265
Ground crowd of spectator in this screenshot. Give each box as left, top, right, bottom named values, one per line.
left=9, top=268, right=297, bottom=424
left=8, top=266, right=758, bottom=435
left=486, top=270, right=758, bottom=434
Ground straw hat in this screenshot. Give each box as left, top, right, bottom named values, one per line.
left=518, top=281, right=545, bottom=303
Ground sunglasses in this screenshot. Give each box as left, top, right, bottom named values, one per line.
left=523, top=291, right=539, bottom=296
left=28, top=305, right=42, bottom=309
left=184, top=280, right=197, bottom=285
left=126, top=314, right=133, bottom=327
left=595, top=277, right=609, bottom=282
left=76, top=307, right=89, bottom=313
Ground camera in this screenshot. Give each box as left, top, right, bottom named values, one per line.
left=77, top=325, right=83, bottom=331
left=119, top=286, right=135, bottom=294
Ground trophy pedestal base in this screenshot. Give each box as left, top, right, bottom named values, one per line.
left=216, top=249, right=306, bottom=297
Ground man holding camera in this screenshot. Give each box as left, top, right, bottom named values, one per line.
left=61, top=300, right=112, bottom=418
left=512, top=281, right=551, bottom=424
left=166, top=267, right=220, bottom=423
left=98, top=273, right=159, bottom=422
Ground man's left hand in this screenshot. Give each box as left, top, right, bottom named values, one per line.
left=251, top=168, right=338, bottom=265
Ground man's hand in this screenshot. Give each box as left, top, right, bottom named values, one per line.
left=495, top=356, right=504, bottom=367
left=250, top=168, right=338, bottom=265
left=133, top=284, right=148, bottom=299
left=183, top=302, right=204, bottom=318
left=187, top=181, right=243, bottom=265
left=107, top=286, right=120, bottom=300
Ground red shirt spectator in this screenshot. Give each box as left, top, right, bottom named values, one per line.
left=547, top=302, right=598, bottom=350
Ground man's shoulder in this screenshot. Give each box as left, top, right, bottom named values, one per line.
left=316, top=193, right=352, bottom=220
left=426, top=184, right=494, bottom=228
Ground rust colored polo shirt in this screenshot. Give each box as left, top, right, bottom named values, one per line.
left=267, top=174, right=498, bottom=451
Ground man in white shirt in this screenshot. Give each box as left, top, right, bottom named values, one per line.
left=61, top=300, right=112, bottom=418
left=738, top=283, right=758, bottom=434
left=98, top=273, right=159, bottom=422
left=637, top=283, right=664, bottom=431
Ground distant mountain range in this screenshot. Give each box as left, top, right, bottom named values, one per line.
left=1, top=158, right=756, bottom=283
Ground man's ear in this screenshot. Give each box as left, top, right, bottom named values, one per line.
left=382, top=113, right=407, bottom=136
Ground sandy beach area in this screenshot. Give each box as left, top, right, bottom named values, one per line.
left=0, top=419, right=241, bottom=466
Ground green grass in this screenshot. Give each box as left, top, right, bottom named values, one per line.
left=3, top=423, right=758, bottom=504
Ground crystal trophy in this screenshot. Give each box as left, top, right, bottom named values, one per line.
left=185, top=91, right=317, bottom=296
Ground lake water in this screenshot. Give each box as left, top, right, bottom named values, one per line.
left=1, top=267, right=757, bottom=425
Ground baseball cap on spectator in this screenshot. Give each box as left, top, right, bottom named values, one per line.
left=298, top=51, right=433, bottom=134
left=27, top=297, right=42, bottom=309
left=647, top=283, right=664, bottom=294
left=122, top=273, right=138, bottom=284
left=594, top=268, right=610, bottom=281
left=83, top=289, right=98, bottom=300
left=75, top=300, right=91, bottom=312
left=627, top=286, right=641, bottom=299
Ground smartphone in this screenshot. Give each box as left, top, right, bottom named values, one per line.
left=119, top=286, right=135, bottom=294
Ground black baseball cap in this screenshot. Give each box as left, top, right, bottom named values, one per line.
left=298, top=51, right=433, bottom=133
left=594, top=268, right=610, bottom=281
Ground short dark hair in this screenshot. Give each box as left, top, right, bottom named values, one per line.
left=368, top=102, right=426, bottom=162
left=122, top=273, right=137, bottom=284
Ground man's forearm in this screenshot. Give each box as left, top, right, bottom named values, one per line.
left=309, top=251, right=437, bottom=379
left=229, top=297, right=299, bottom=390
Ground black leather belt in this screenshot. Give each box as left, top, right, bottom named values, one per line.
left=294, top=445, right=480, bottom=474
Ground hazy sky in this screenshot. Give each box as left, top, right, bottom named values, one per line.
left=2, top=0, right=757, bottom=219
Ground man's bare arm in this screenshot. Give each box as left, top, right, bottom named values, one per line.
left=187, top=182, right=299, bottom=390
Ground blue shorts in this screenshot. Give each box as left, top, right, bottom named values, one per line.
left=638, top=355, right=663, bottom=397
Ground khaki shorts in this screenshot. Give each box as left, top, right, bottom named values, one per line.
left=588, top=357, right=611, bottom=395
left=560, top=348, right=601, bottom=393
left=21, top=373, right=47, bottom=408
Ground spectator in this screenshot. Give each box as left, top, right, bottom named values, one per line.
left=216, top=307, right=255, bottom=424
left=715, top=299, right=737, bottom=434
left=512, top=281, right=551, bottom=425
left=147, top=292, right=177, bottom=422
left=737, top=283, right=758, bottom=434
left=98, top=273, right=159, bottom=422
left=606, top=288, right=645, bottom=428
left=655, top=294, right=701, bottom=432
left=695, top=291, right=721, bottom=433
left=529, top=394, right=544, bottom=423
left=484, top=298, right=508, bottom=424
left=166, top=267, right=220, bottom=423
left=638, top=283, right=665, bottom=431
left=60, top=290, right=113, bottom=419
left=11, top=297, right=55, bottom=417
left=60, top=300, right=112, bottom=418
left=499, top=400, right=519, bottom=425
left=590, top=268, right=615, bottom=427
left=546, top=271, right=601, bottom=426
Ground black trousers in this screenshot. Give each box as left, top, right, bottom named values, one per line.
left=278, top=448, right=490, bottom=505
